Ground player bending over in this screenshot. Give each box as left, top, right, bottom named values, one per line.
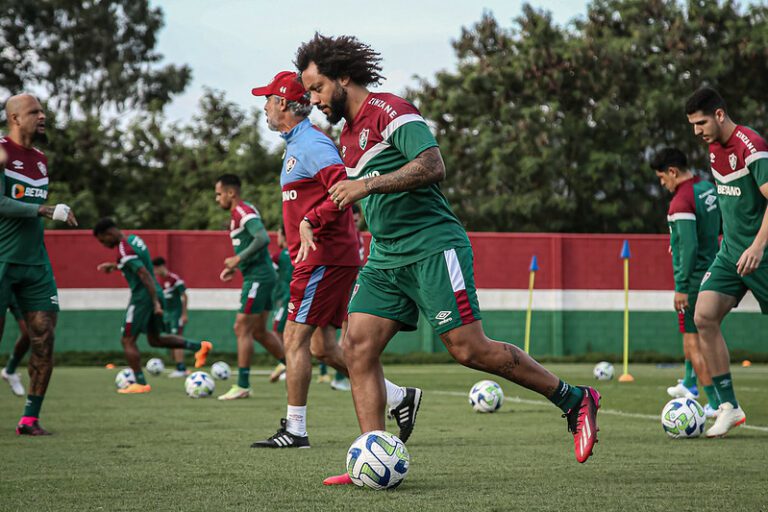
left=93, top=218, right=212, bottom=394
left=295, top=34, right=600, bottom=484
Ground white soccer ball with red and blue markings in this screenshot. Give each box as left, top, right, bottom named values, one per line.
left=661, top=398, right=706, bottom=438
left=115, top=368, right=136, bottom=389
left=145, top=358, right=165, bottom=376
left=185, top=371, right=215, bottom=398
left=468, top=380, right=504, bottom=413
left=346, top=430, right=410, bottom=490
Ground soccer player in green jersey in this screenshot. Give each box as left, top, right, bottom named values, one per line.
left=686, top=87, right=768, bottom=436
left=152, top=257, right=191, bottom=377
left=93, top=218, right=212, bottom=394
left=1, top=294, right=30, bottom=396
left=296, top=35, right=600, bottom=484
left=1, top=93, right=78, bottom=435
left=215, top=174, right=286, bottom=399
left=651, top=148, right=720, bottom=417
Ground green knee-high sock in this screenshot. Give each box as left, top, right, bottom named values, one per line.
left=176, top=362, right=186, bottom=372
left=319, top=363, right=328, bottom=376
left=183, top=339, right=201, bottom=351
left=712, top=373, right=738, bottom=408
left=23, top=395, right=44, bottom=418
left=5, top=354, right=21, bottom=374
left=703, top=384, right=719, bottom=409
left=548, top=380, right=584, bottom=414
left=238, top=367, right=250, bottom=389
left=334, top=370, right=345, bottom=381
left=135, top=371, right=147, bottom=385
left=682, top=360, right=697, bottom=388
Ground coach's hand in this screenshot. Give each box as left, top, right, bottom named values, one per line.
left=295, top=219, right=317, bottom=263
left=674, top=292, right=689, bottom=312
left=329, top=180, right=367, bottom=209
left=224, top=255, right=240, bottom=270
left=220, top=268, right=235, bottom=282
left=97, top=262, right=117, bottom=274
left=737, top=243, right=764, bottom=276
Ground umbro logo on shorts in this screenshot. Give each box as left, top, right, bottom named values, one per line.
left=701, top=272, right=711, bottom=284
left=50, top=295, right=59, bottom=305
left=435, top=310, right=453, bottom=325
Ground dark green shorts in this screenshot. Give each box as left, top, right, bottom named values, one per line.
left=348, top=246, right=481, bottom=334
left=122, top=297, right=165, bottom=337
left=6, top=294, right=23, bottom=321
left=0, top=262, right=59, bottom=314
left=163, top=310, right=184, bottom=335
left=240, top=278, right=274, bottom=314
left=678, top=292, right=698, bottom=333
left=700, top=255, right=768, bottom=314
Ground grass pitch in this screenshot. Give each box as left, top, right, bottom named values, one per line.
left=1, top=363, right=767, bottom=512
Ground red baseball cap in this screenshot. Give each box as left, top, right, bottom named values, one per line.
left=251, top=71, right=308, bottom=104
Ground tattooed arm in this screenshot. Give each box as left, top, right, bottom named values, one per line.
left=328, top=147, right=446, bottom=209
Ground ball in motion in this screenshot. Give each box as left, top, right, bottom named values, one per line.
left=145, top=358, right=165, bottom=376
left=468, top=380, right=504, bottom=413
left=185, top=371, right=216, bottom=398
left=211, top=361, right=231, bottom=380
left=593, top=361, right=615, bottom=381
left=661, top=398, right=706, bottom=438
left=115, top=368, right=136, bottom=389
left=346, top=430, right=410, bottom=490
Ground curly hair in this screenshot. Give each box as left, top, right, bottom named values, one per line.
left=295, top=33, right=384, bottom=87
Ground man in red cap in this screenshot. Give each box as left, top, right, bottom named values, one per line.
left=249, top=71, right=419, bottom=449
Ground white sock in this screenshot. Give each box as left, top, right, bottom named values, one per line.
left=286, top=405, right=307, bottom=437
left=384, top=379, right=406, bottom=409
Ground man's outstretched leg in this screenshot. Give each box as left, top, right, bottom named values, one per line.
left=16, top=311, right=56, bottom=436
left=694, top=291, right=745, bottom=437
left=2, top=312, right=30, bottom=396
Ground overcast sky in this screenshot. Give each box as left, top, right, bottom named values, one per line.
left=150, top=0, right=591, bottom=146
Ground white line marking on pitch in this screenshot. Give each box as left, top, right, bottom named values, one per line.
left=431, top=390, right=768, bottom=433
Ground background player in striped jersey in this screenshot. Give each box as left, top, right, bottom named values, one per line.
left=215, top=174, right=286, bottom=399
left=651, top=147, right=720, bottom=417
left=686, top=87, right=768, bottom=436
left=1, top=295, right=30, bottom=396
left=296, top=35, right=600, bottom=482
left=93, top=218, right=212, bottom=393
left=249, top=71, right=417, bottom=449
left=152, top=257, right=191, bottom=377
left=1, top=94, right=78, bottom=435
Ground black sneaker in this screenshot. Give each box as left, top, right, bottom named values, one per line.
left=389, top=387, right=422, bottom=443
left=16, top=420, right=52, bottom=436
left=250, top=418, right=310, bottom=449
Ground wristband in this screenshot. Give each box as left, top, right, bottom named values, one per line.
left=303, top=216, right=318, bottom=228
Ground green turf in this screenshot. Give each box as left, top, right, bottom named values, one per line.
left=1, top=363, right=767, bottom=511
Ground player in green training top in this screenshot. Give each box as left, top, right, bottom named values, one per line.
left=651, top=147, right=720, bottom=417
left=686, top=87, right=768, bottom=437
left=93, top=218, right=213, bottom=394
left=296, top=34, right=601, bottom=485
left=215, top=174, right=286, bottom=399
left=1, top=93, right=78, bottom=436
left=153, top=257, right=191, bottom=377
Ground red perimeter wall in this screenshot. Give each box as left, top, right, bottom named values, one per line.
left=48, top=230, right=673, bottom=291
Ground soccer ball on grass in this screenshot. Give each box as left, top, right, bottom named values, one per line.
left=145, top=358, right=165, bottom=376
left=185, top=371, right=215, bottom=398
left=661, top=398, right=706, bottom=438
left=346, top=430, right=410, bottom=490
left=468, top=380, right=504, bottom=412
left=211, top=361, right=231, bottom=380
left=115, top=368, right=136, bottom=389
left=593, top=361, right=615, bottom=381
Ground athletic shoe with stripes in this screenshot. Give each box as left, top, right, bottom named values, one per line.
left=389, top=387, right=422, bottom=443
left=565, top=386, right=600, bottom=463
left=251, top=418, right=310, bottom=449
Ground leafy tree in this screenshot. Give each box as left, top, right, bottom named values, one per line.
left=411, top=0, right=768, bottom=233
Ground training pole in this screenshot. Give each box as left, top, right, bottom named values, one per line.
left=619, top=240, right=634, bottom=382
left=524, top=255, right=538, bottom=354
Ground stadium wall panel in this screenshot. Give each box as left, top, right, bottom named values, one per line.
left=4, top=230, right=760, bottom=356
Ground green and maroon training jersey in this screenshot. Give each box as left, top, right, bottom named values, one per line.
left=667, top=176, right=720, bottom=293
left=229, top=200, right=276, bottom=282
left=709, top=126, right=768, bottom=267
left=340, top=92, right=469, bottom=269
left=116, top=234, right=162, bottom=301
left=0, top=136, right=50, bottom=265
